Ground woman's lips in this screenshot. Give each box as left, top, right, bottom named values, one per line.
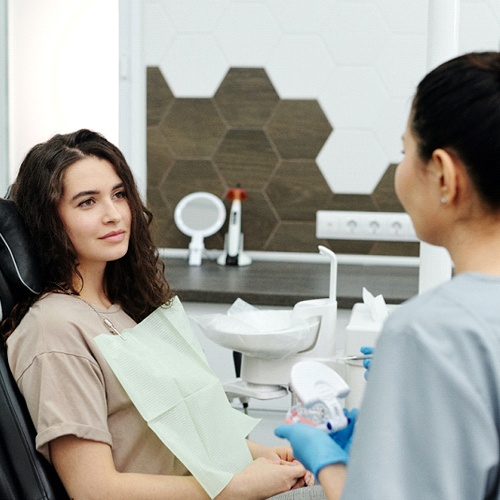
left=100, top=230, right=126, bottom=242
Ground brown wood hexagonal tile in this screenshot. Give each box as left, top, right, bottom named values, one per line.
left=267, top=100, right=333, bottom=159
left=214, top=129, right=279, bottom=189
left=160, top=98, right=227, bottom=157
left=147, top=67, right=174, bottom=127
left=162, top=159, right=225, bottom=209
left=266, top=160, right=333, bottom=221
left=147, top=126, right=175, bottom=187
left=214, top=68, right=280, bottom=127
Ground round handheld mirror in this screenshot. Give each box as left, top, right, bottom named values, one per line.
left=174, top=192, right=226, bottom=266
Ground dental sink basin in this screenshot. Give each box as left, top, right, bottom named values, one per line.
left=194, top=309, right=321, bottom=359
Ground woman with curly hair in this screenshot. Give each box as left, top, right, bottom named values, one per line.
left=2, top=129, right=319, bottom=499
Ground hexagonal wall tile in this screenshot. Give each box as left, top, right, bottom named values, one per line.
left=147, top=65, right=406, bottom=255
left=317, top=130, right=389, bottom=194
left=267, top=100, right=332, bottom=159
left=319, top=66, right=389, bottom=130
left=319, top=3, right=390, bottom=66
left=266, top=160, right=332, bottom=221
left=371, top=163, right=404, bottom=212
left=159, top=34, right=229, bottom=97
left=161, top=159, right=226, bottom=209
left=459, top=2, right=500, bottom=53
left=266, top=221, right=318, bottom=252
left=160, top=98, right=227, bottom=158
left=147, top=67, right=175, bottom=127
left=147, top=126, right=175, bottom=187
left=266, top=34, right=336, bottom=98
left=159, top=0, right=229, bottom=32
left=214, top=129, right=279, bottom=189
left=214, top=3, right=282, bottom=66
left=214, top=68, right=279, bottom=127
left=143, top=3, right=176, bottom=66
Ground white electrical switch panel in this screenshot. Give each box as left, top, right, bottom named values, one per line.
left=316, top=210, right=418, bottom=242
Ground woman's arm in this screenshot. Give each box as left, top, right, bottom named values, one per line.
left=318, top=464, right=346, bottom=500
left=50, top=435, right=209, bottom=500
left=51, top=435, right=310, bottom=500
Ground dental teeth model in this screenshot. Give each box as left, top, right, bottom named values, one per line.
left=286, top=360, right=350, bottom=432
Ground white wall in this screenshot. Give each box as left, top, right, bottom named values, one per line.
left=7, top=0, right=119, bottom=182
left=6, top=1, right=500, bottom=197
left=0, top=0, right=8, bottom=196
left=140, top=0, right=500, bottom=196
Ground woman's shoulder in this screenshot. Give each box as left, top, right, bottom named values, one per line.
left=8, top=293, right=103, bottom=352
left=383, top=273, right=500, bottom=346
left=26, top=292, right=89, bottom=323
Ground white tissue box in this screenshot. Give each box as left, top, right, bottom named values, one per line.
left=342, top=302, right=398, bottom=408
left=346, top=302, right=396, bottom=335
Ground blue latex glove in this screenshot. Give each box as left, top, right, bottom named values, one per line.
left=275, top=423, right=347, bottom=478
left=329, top=408, right=358, bottom=453
left=360, top=345, right=374, bottom=380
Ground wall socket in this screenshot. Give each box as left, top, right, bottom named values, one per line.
left=316, top=210, right=418, bottom=242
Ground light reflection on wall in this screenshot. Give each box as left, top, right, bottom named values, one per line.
left=8, top=0, right=118, bottom=181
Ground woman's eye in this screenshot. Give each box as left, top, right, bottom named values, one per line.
left=78, top=198, right=94, bottom=208
left=114, top=190, right=127, bottom=199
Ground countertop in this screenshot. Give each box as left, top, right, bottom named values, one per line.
left=163, top=257, right=419, bottom=308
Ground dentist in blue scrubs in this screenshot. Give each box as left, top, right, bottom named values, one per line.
left=276, top=51, right=500, bottom=500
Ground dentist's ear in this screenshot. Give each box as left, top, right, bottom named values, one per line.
left=430, top=148, right=464, bottom=205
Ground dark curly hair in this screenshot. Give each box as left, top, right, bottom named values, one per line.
left=2, top=129, right=175, bottom=338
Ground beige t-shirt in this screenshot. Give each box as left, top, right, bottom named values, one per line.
left=6, top=292, right=189, bottom=476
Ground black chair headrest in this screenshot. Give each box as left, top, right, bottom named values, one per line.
left=0, top=199, right=43, bottom=321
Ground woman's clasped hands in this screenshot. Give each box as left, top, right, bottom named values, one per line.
left=217, top=444, right=315, bottom=499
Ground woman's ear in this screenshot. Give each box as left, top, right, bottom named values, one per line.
left=430, top=148, right=462, bottom=204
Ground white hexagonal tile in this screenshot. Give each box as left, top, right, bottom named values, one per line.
left=375, top=33, right=427, bottom=98
left=459, top=2, right=500, bottom=53
left=143, top=2, right=176, bottom=66
left=267, top=0, right=334, bottom=33
left=159, top=34, right=229, bottom=97
left=157, top=0, right=229, bottom=32
left=372, top=97, right=412, bottom=163
left=214, top=3, right=282, bottom=65
left=374, top=0, right=428, bottom=34
left=319, top=3, right=391, bottom=66
left=483, top=0, right=500, bottom=24
left=317, top=130, right=389, bottom=194
left=318, top=66, right=389, bottom=129
left=266, top=35, right=336, bottom=98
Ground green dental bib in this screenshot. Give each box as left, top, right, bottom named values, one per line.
left=94, top=296, right=259, bottom=498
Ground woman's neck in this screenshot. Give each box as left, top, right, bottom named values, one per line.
left=447, top=215, right=500, bottom=276
left=72, top=265, right=112, bottom=309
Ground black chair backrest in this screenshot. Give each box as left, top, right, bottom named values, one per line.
left=0, top=198, right=68, bottom=499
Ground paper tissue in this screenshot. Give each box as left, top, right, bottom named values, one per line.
left=193, top=299, right=321, bottom=360
left=341, top=288, right=398, bottom=408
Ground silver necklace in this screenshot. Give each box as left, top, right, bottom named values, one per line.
left=50, top=283, right=125, bottom=339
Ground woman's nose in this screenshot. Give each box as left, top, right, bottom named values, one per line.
left=102, top=200, right=122, bottom=222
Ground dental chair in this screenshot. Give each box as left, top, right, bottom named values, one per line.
left=0, top=198, right=68, bottom=499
